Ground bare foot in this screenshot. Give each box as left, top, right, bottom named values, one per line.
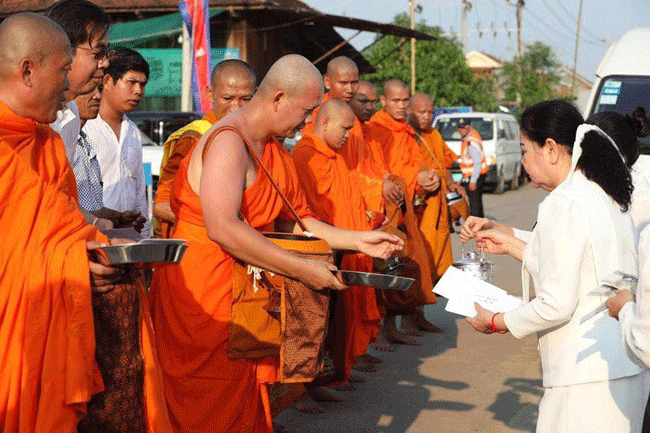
left=359, top=353, right=383, bottom=364
left=371, top=326, right=395, bottom=352
left=352, top=357, right=378, bottom=373
left=348, top=373, right=368, bottom=383
left=415, top=313, right=443, bottom=333
left=292, top=394, right=323, bottom=414
left=274, top=421, right=290, bottom=433
left=384, top=316, right=422, bottom=346
left=401, top=314, right=423, bottom=337
left=330, top=381, right=356, bottom=392
left=306, top=385, right=345, bottom=402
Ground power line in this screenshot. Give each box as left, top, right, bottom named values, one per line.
left=551, top=0, right=605, bottom=42
left=523, top=5, right=602, bottom=46
left=539, top=0, right=604, bottom=45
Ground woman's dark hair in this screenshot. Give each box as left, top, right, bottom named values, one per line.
left=46, top=0, right=111, bottom=50
left=521, top=99, right=632, bottom=212
left=586, top=110, right=648, bottom=167
left=104, top=47, right=150, bottom=82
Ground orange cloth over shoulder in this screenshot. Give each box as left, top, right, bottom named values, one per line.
left=416, top=129, right=458, bottom=279
left=291, top=132, right=382, bottom=377
left=0, top=102, right=102, bottom=432
left=154, top=111, right=219, bottom=237
left=0, top=102, right=172, bottom=433
left=151, top=130, right=312, bottom=433
left=366, top=109, right=425, bottom=198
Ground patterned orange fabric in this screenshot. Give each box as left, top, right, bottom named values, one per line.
left=151, top=132, right=312, bottom=433
left=291, top=132, right=382, bottom=377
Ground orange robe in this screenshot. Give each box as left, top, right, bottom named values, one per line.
left=291, top=132, right=382, bottom=378
left=416, top=129, right=458, bottom=279
left=151, top=136, right=312, bottom=433
left=0, top=102, right=170, bottom=432
left=366, top=109, right=425, bottom=199
left=154, top=111, right=219, bottom=237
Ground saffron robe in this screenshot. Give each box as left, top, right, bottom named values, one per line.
left=291, top=132, right=382, bottom=378
left=366, top=110, right=426, bottom=199
left=0, top=102, right=171, bottom=433
left=153, top=111, right=219, bottom=237
left=151, top=133, right=312, bottom=433
left=416, top=129, right=458, bottom=279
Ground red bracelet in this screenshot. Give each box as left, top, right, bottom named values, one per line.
left=486, top=313, right=507, bottom=334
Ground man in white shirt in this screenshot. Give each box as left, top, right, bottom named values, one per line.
left=84, top=47, right=151, bottom=236
left=46, top=0, right=112, bottom=164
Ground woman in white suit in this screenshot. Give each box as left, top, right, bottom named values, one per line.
left=461, top=100, right=650, bottom=433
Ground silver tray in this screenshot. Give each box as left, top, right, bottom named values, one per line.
left=90, top=240, right=188, bottom=265
left=332, top=270, right=414, bottom=291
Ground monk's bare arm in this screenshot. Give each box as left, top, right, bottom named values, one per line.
left=200, top=132, right=343, bottom=290
left=153, top=202, right=175, bottom=223
left=300, top=217, right=403, bottom=259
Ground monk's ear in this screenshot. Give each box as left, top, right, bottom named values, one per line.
left=271, top=90, right=284, bottom=112
left=380, top=94, right=387, bottom=107
left=19, top=58, right=36, bottom=87
left=205, top=85, right=214, bottom=104
left=323, top=74, right=331, bottom=92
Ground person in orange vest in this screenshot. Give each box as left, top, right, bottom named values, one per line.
left=458, top=118, right=488, bottom=217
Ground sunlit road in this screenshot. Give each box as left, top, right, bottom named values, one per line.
left=277, top=183, right=549, bottom=433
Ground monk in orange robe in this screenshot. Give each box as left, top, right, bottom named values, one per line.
left=0, top=13, right=171, bottom=433
left=292, top=100, right=385, bottom=411
left=153, top=59, right=256, bottom=237
left=151, top=54, right=402, bottom=433
left=365, top=79, right=442, bottom=345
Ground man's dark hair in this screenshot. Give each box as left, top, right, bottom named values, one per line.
left=46, top=0, right=110, bottom=50
left=104, top=47, right=150, bottom=82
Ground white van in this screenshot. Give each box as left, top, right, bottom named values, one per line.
left=584, top=27, right=650, bottom=134
left=433, top=112, right=521, bottom=193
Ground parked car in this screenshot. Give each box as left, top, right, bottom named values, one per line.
left=433, top=112, right=522, bottom=193
left=128, top=111, right=202, bottom=186
left=583, top=27, right=650, bottom=150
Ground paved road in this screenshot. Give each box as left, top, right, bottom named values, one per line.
left=277, top=184, right=550, bottom=433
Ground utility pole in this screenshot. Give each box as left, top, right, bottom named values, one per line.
left=571, top=0, right=584, bottom=98
left=461, top=0, right=471, bottom=54
left=181, top=22, right=193, bottom=112
left=410, top=0, right=416, bottom=94
left=516, top=0, right=524, bottom=59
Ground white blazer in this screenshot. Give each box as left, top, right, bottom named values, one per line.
left=631, top=157, right=650, bottom=232
left=504, top=170, right=644, bottom=388
left=619, top=227, right=650, bottom=369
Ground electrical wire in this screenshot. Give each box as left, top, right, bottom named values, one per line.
left=539, top=0, right=605, bottom=45
left=550, top=0, right=606, bottom=43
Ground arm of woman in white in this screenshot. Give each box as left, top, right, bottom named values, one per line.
left=504, top=196, right=587, bottom=339
left=617, top=228, right=650, bottom=368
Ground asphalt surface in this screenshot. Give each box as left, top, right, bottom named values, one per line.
left=277, top=183, right=550, bottom=433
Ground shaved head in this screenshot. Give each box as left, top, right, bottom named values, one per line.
left=383, top=78, right=409, bottom=98
left=0, top=13, right=72, bottom=123
left=323, top=56, right=359, bottom=103
left=326, top=56, right=358, bottom=77
left=208, top=59, right=256, bottom=118
left=350, top=80, right=378, bottom=123
left=408, top=92, right=435, bottom=132
left=0, top=13, right=69, bottom=79
left=210, top=59, right=256, bottom=88
left=314, top=98, right=355, bottom=149
left=257, top=54, right=322, bottom=100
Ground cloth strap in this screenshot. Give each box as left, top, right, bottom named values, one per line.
left=202, top=125, right=310, bottom=234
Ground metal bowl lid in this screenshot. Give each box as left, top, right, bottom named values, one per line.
left=454, top=249, right=494, bottom=267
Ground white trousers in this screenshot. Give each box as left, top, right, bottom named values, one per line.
left=537, top=370, right=650, bottom=433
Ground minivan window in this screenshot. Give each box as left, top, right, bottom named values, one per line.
left=497, top=120, right=507, bottom=139
left=590, top=75, right=650, bottom=146
left=436, top=117, right=494, bottom=141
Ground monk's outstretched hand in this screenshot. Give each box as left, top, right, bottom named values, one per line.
left=355, top=231, right=404, bottom=259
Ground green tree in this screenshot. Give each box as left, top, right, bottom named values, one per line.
left=362, top=13, right=497, bottom=112
left=502, top=41, right=564, bottom=110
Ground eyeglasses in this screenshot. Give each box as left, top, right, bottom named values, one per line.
left=76, top=45, right=115, bottom=61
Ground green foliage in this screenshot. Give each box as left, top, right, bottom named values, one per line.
left=362, top=13, right=498, bottom=112
left=502, top=41, right=565, bottom=110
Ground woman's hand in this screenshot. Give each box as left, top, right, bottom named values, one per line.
left=460, top=216, right=495, bottom=242
left=354, top=230, right=405, bottom=259
left=299, top=259, right=347, bottom=291
left=466, top=303, right=496, bottom=334
left=606, top=290, right=634, bottom=320
left=472, top=229, right=511, bottom=255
